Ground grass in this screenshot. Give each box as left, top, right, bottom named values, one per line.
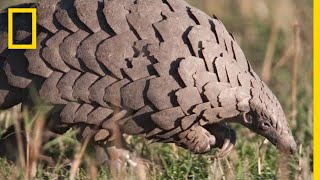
left=0, top=0, right=313, bottom=179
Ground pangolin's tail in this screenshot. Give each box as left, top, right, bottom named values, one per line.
left=0, top=3, right=36, bottom=109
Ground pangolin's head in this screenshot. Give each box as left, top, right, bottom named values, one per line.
left=239, top=83, right=297, bottom=155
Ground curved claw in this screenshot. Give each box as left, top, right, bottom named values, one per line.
left=218, top=142, right=234, bottom=157
left=204, top=123, right=237, bottom=157
left=218, top=127, right=236, bottom=157
left=219, top=138, right=230, bottom=153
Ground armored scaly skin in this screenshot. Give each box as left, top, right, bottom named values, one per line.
left=0, top=0, right=296, bottom=155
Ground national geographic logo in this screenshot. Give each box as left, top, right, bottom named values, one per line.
left=7, top=8, right=36, bottom=49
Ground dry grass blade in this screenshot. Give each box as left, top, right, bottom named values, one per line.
left=261, top=21, right=279, bottom=83
left=22, top=107, right=49, bottom=180
left=85, top=156, right=98, bottom=180
left=257, top=141, right=262, bottom=175
left=69, top=135, right=91, bottom=180
left=291, top=19, right=301, bottom=125
left=209, top=157, right=217, bottom=179
left=12, top=109, right=25, bottom=169
left=27, top=114, right=45, bottom=179
left=171, top=144, right=179, bottom=159
left=243, top=158, right=249, bottom=179
left=276, top=153, right=290, bottom=180
left=224, top=157, right=235, bottom=179
left=217, top=158, right=225, bottom=180
left=273, top=44, right=293, bottom=70
left=257, top=139, right=268, bottom=175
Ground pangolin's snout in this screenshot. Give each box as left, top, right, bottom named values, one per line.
left=289, top=140, right=297, bottom=154
left=276, top=134, right=297, bottom=155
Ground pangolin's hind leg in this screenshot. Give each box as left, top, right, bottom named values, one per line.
left=94, top=131, right=149, bottom=178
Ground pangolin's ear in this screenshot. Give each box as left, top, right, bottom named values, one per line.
left=242, top=112, right=253, bottom=124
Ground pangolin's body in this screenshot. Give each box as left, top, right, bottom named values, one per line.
left=0, top=0, right=296, bottom=156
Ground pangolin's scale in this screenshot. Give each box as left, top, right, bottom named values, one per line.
left=0, top=0, right=282, bottom=152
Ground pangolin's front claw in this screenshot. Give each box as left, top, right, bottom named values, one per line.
left=218, top=140, right=234, bottom=157
left=204, top=123, right=237, bottom=157
left=220, top=138, right=230, bottom=153
left=217, top=126, right=236, bottom=157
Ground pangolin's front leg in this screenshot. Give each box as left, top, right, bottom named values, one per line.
left=178, top=123, right=236, bottom=156
left=204, top=123, right=236, bottom=157
left=178, top=124, right=216, bottom=154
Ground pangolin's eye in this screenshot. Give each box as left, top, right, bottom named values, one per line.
left=245, top=113, right=253, bottom=123
left=259, top=121, right=271, bottom=131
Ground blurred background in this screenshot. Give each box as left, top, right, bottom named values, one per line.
left=0, top=0, right=313, bottom=179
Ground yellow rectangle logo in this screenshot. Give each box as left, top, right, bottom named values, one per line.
left=8, top=8, right=37, bottom=49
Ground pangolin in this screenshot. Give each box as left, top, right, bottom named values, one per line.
left=0, top=0, right=297, bottom=163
